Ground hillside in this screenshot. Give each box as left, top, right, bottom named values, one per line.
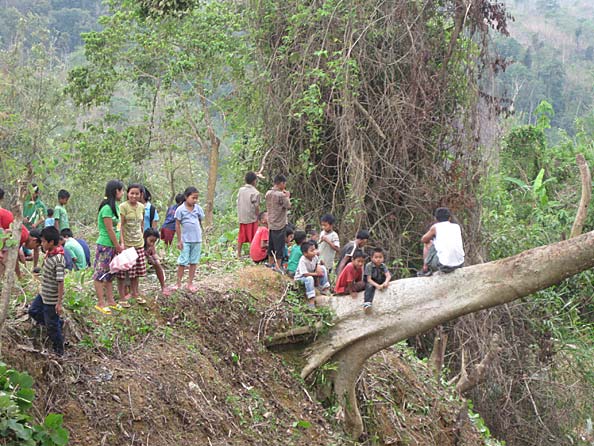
left=1, top=264, right=494, bottom=445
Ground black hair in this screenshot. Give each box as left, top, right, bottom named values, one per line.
left=29, top=229, right=42, bottom=243
left=258, top=211, right=267, bottom=222
left=273, top=174, right=287, bottom=185
left=245, top=171, right=258, bottom=185
left=293, top=230, right=307, bottom=245
left=285, top=226, right=294, bottom=237
left=142, top=186, right=152, bottom=202
left=435, top=207, right=451, bottom=222
left=47, top=208, right=54, bottom=217
left=372, top=247, right=384, bottom=256
left=58, top=189, right=70, bottom=200
left=127, top=183, right=143, bottom=194
left=31, top=183, right=39, bottom=193
left=309, top=229, right=319, bottom=236
left=98, top=180, right=124, bottom=216
left=300, top=241, right=315, bottom=254
left=175, top=193, right=185, bottom=205
left=0, top=187, right=4, bottom=200
left=352, top=249, right=366, bottom=260
left=143, top=228, right=160, bottom=247
left=356, top=230, right=370, bottom=240
left=183, top=186, right=199, bottom=198
left=60, top=228, right=74, bottom=238
left=320, top=214, right=335, bottom=225
left=309, top=239, right=318, bottom=249
left=41, top=226, right=60, bottom=246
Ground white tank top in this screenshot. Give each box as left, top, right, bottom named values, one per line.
left=433, top=221, right=465, bottom=267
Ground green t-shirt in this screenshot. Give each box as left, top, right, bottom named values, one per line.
left=53, top=204, right=69, bottom=231
left=96, top=204, right=120, bottom=247
left=64, top=238, right=86, bottom=270
left=119, top=201, right=145, bottom=248
left=287, top=245, right=303, bottom=274
left=23, top=198, right=47, bottom=229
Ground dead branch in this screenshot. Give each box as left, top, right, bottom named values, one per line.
left=570, top=153, right=591, bottom=238
left=456, top=334, right=501, bottom=394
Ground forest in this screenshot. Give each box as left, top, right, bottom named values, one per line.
left=0, top=0, right=593, bottom=445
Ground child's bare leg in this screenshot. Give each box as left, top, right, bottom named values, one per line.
left=237, top=242, right=243, bottom=258
left=176, top=265, right=184, bottom=288
left=154, top=261, right=166, bottom=290
left=130, top=277, right=139, bottom=298
left=422, top=242, right=431, bottom=272
left=105, top=281, right=117, bottom=306
left=188, top=264, right=197, bottom=286
left=117, top=278, right=127, bottom=299
left=94, top=280, right=106, bottom=307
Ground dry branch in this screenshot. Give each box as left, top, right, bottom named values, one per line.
left=570, top=153, right=591, bottom=238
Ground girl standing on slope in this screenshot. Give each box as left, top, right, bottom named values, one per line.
left=93, top=180, right=125, bottom=314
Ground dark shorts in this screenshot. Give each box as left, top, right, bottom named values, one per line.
left=93, top=244, right=117, bottom=282
left=267, top=228, right=286, bottom=260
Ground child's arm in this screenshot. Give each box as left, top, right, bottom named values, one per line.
left=368, top=277, right=382, bottom=289
left=260, top=234, right=268, bottom=249
left=120, top=214, right=127, bottom=248
left=382, top=270, right=392, bottom=289
left=104, top=217, right=123, bottom=253
left=176, top=219, right=183, bottom=250
left=421, top=225, right=436, bottom=244
left=346, top=280, right=358, bottom=297
left=56, top=280, right=64, bottom=316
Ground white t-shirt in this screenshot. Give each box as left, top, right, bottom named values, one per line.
left=433, top=221, right=464, bottom=267
left=295, top=255, right=319, bottom=279
left=319, top=230, right=340, bottom=269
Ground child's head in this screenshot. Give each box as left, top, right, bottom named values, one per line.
left=435, top=207, right=451, bottom=222
left=356, top=230, right=370, bottom=247
left=59, top=235, right=66, bottom=246
left=258, top=211, right=268, bottom=225
left=371, top=247, right=385, bottom=266
left=320, top=214, right=335, bottom=232
left=144, top=228, right=160, bottom=248
left=300, top=241, right=316, bottom=259
left=25, top=229, right=42, bottom=250
left=30, top=183, right=40, bottom=200
left=141, top=186, right=153, bottom=204
left=58, top=189, right=70, bottom=205
left=293, top=230, right=307, bottom=246
left=351, top=249, right=366, bottom=268
left=47, top=208, right=54, bottom=218
left=245, top=171, right=258, bottom=186
left=100, top=179, right=125, bottom=214
left=183, top=186, right=199, bottom=205
left=285, top=226, right=294, bottom=244
left=127, top=183, right=143, bottom=203
left=273, top=174, right=287, bottom=190
left=40, top=226, right=60, bottom=251
left=308, top=229, right=319, bottom=242
left=60, top=228, right=73, bottom=239
left=175, top=193, right=185, bottom=206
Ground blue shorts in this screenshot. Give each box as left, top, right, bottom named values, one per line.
left=178, top=242, right=201, bottom=266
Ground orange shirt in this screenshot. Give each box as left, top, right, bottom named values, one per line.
left=334, top=262, right=363, bottom=294
left=250, top=226, right=269, bottom=262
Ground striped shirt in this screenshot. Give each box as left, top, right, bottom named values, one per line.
left=41, top=253, right=65, bottom=305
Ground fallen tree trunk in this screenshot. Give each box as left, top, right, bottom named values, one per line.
left=301, top=230, right=594, bottom=439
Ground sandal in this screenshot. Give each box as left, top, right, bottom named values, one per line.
left=118, top=301, right=131, bottom=309
left=134, top=297, right=147, bottom=305
left=94, top=305, right=112, bottom=315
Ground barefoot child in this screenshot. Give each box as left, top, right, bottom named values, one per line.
left=294, top=241, right=331, bottom=307
left=363, top=248, right=391, bottom=310
left=319, top=214, right=340, bottom=275
left=144, top=228, right=166, bottom=293
left=118, top=183, right=147, bottom=305
left=172, top=186, right=205, bottom=293
left=93, top=180, right=125, bottom=314
left=334, top=249, right=366, bottom=297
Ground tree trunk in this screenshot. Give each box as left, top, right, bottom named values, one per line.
left=199, top=93, right=220, bottom=228
left=300, top=230, right=594, bottom=438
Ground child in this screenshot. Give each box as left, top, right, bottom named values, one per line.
left=286, top=230, right=307, bottom=277
left=141, top=186, right=159, bottom=231
left=308, top=229, right=319, bottom=244
left=27, top=226, right=65, bottom=356
left=23, top=183, right=46, bottom=269
left=44, top=209, right=55, bottom=228
left=363, top=248, right=391, bottom=310
left=92, top=180, right=125, bottom=314
left=60, top=229, right=87, bottom=271
left=75, top=237, right=91, bottom=268
left=53, top=189, right=70, bottom=231
left=294, top=241, right=331, bottom=307
left=418, top=207, right=465, bottom=276
left=59, top=236, right=74, bottom=270
left=249, top=212, right=269, bottom=264
left=170, top=186, right=205, bottom=293
left=282, top=226, right=294, bottom=270
left=319, top=214, right=340, bottom=275
left=144, top=228, right=166, bottom=293
left=237, top=171, right=261, bottom=258
left=334, top=249, right=366, bottom=297
left=336, top=230, right=370, bottom=277
left=161, top=193, right=184, bottom=245
left=265, top=174, right=291, bottom=270
left=118, top=183, right=147, bottom=305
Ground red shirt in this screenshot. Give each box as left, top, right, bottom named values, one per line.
left=334, top=262, right=363, bottom=294
left=20, top=226, right=30, bottom=246
left=0, top=208, right=14, bottom=230
left=250, top=226, right=269, bottom=262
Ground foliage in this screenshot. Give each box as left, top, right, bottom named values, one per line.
left=0, top=362, right=69, bottom=445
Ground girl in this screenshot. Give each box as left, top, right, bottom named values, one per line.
left=144, top=228, right=166, bottom=293
left=140, top=186, right=159, bottom=231
left=93, top=180, right=125, bottom=314
left=160, top=193, right=184, bottom=245
left=165, top=187, right=205, bottom=294
left=117, top=183, right=147, bottom=306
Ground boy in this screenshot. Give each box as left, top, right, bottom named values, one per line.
left=294, top=241, right=331, bottom=307
left=23, top=183, right=46, bottom=269
left=44, top=209, right=55, bottom=227
left=250, top=212, right=269, bottom=263
left=282, top=226, right=294, bottom=270
left=53, top=189, right=71, bottom=231
left=237, top=171, right=261, bottom=258
left=27, top=226, right=65, bottom=356
left=16, top=228, right=42, bottom=279
left=319, top=214, right=340, bottom=275
left=75, top=237, right=92, bottom=268
left=334, top=249, right=366, bottom=297
left=286, top=230, right=307, bottom=278
left=265, top=174, right=291, bottom=270
left=363, top=247, right=392, bottom=310
left=418, top=207, right=464, bottom=276
left=61, top=228, right=87, bottom=270
left=336, top=230, right=370, bottom=277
